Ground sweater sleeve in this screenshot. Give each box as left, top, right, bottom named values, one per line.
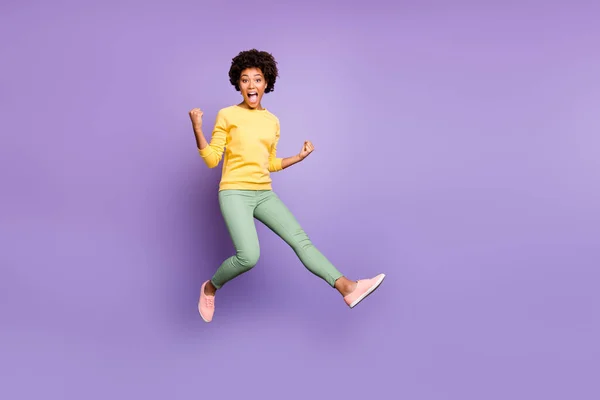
left=198, top=110, right=227, bottom=168
left=268, top=120, right=283, bottom=172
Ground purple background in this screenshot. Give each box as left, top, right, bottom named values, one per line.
left=2, top=1, right=599, bottom=399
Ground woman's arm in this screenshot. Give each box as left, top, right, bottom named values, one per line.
left=193, top=123, right=209, bottom=150
left=281, top=154, right=302, bottom=169
left=281, top=140, right=314, bottom=169
left=190, top=108, right=226, bottom=169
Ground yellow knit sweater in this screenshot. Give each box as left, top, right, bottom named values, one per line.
left=199, top=105, right=283, bottom=191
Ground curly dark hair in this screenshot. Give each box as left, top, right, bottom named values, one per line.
left=228, top=49, right=279, bottom=93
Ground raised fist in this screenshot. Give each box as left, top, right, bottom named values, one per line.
left=299, top=140, right=314, bottom=160
left=189, top=108, right=203, bottom=128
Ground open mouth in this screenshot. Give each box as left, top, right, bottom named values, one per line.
left=247, top=91, right=258, bottom=102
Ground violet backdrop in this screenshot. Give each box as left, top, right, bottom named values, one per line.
left=1, top=0, right=599, bottom=399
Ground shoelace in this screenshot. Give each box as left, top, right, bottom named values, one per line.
left=205, top=297, right=214, bottom=307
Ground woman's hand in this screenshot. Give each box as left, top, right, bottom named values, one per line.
left=189, top=108, right=203, bottom=129
left=299, top=140, right=314, bottom=160
left=189, top=108, right=208, bottom=150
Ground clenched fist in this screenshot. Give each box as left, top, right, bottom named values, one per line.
left=189, top=108, right=203, bottom=128
left=299, top=140, right=314, bottom=160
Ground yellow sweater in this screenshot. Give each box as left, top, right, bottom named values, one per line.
left=199, top=105, right=284, bottom=191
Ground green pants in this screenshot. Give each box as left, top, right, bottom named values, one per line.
left=210, top=190, right=344, bottom=289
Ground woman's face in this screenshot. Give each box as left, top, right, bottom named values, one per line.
left=239, top=67, right=267, bottom=109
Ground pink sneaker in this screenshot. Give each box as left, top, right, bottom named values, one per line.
left=344, top=273, right=386, bottom=308
left=198, top=280, right=215, bottom=322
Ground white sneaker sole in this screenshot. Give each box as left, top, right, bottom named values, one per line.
left=349, top=273, right=386, bottom=308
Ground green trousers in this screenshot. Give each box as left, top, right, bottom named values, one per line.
left=210, top=190, right=344, bottom=289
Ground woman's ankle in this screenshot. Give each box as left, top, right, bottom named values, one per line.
left=204, top=280, right=217, bottom=296
left=334, top=276, right=357, bottom=297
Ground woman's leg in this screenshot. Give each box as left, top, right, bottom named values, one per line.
left=209, top=190, right=261, bottom=291
left=253, top=191, right=356, bottom=295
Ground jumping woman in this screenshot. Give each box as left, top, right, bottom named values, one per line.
left=189, top=49, right=385, bottom=322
